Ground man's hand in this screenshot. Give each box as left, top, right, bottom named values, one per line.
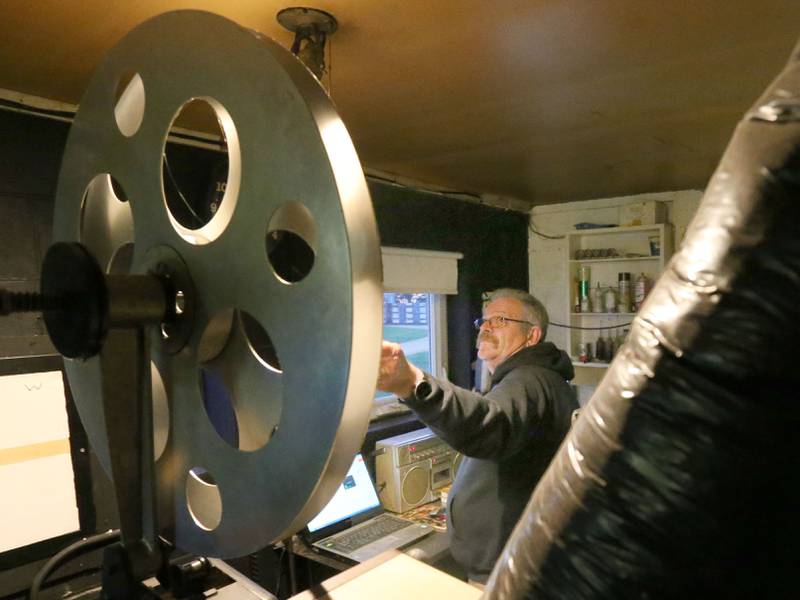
left=377, top=341, right=424, bottom=399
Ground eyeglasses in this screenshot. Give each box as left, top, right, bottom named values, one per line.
left=473, top=316, right=535, bottom=330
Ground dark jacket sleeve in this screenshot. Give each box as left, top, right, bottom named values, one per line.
left=402, top=368, right=550, bottom=460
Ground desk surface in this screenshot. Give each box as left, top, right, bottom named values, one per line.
left=289, top=551, right=480, bottom=600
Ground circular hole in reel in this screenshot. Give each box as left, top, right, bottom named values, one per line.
left=186, top=467, right=222, bottom=531
left=108, top=242, right=135, bottom=274
left=240, top=311, right=281, bottom=372
left=79, top=174, right=135, bottom=273
left=198, top=309, right=283, bottom=451
left=162, top=98, right=240, bottom=245
left=266, top=202, right=317, bottom=284
left=174, top=290, right=186, bottom=316
left=197, top=309, right=235, bottom=364
left=114, top=70, right=145, bottom=137
left=151, top=361, right=169, bottom=461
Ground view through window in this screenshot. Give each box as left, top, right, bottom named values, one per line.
left=377, top=292, right=440, bottom=401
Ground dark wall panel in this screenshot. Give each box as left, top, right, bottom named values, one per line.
left=0, top=110, right=68, bottom=197
left=0, top=110, right=67, bottom=357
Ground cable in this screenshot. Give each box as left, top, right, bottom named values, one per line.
left=327, top=33, right=333, bottom=97
left=273, top=545, right=286, bottom=597
left=365, top=173, right=485, bottom=203
left=248, top=552, right=261, bottom=586
left=528, top=219, right=565, bottom=240
left=550, top=321, right=633, bottom=330
left=162, top=153, right=206, bottom=226
left=30, top=529, right=120, bottom=600
left=0, top=97, right=225, bottom=152
left=287, top=541, right=298, bottom=596
left=0, top=97, right=75, bottom=122
left=528, top=224, right=565, bottom=240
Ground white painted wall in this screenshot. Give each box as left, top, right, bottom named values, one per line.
left=528, top=190, right=703, bottom=353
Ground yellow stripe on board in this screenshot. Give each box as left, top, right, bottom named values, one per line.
left=0, top=439, right=71, bottom=466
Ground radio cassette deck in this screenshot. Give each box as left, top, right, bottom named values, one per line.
left=375, top=427, right=462, bottom=513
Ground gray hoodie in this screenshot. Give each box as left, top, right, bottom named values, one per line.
left=403, top=342, right=577, bottom=581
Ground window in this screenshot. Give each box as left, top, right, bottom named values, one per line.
left=372, top=247, right=461, bottom=416
left=375, top=292, right=447, bottom=404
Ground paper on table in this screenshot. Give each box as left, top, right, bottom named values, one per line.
left=0, top=370, right=80, bottom=553
left=0, top=371, right=71, bottom=449
left=0, top=455, right=80, bottom=552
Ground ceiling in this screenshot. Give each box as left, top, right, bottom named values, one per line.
left=0, top=1, right=798, bottom=210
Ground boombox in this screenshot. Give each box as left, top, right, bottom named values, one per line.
left=375, top=427, right=462, bottom=513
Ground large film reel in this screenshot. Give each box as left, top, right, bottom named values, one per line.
left=53, top=11, right=382, bottom=558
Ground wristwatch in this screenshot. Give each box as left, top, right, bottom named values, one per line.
left=409, top=377, right=432, bottom=402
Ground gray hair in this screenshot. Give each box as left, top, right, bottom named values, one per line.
left=482, top=288, right=549, bottom=340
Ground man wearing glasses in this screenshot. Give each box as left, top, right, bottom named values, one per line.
left=377, top=288, right=577, bottom=585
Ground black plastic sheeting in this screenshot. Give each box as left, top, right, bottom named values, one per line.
left=484, top=40, right=800, bottom=599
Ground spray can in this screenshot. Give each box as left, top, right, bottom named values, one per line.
left=634, top=272, right=650, bottom=311
left=618, top=272, right=632, bottom=313
left=578, top=266, right=591, bottom=312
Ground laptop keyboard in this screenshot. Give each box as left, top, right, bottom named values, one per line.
left=323, top=515, right=411, bottom=553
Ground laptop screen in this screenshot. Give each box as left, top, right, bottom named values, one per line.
left=306, top=454, right=381, bottom=533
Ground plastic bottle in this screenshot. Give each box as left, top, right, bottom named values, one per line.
left=616, top=328, right=629, bottom=355
left=578, top=266, right=591, bottom=312
left=595, top=333, right=606, bottom=363
left=591, top=283, right=604, bottom=313
left=572, top=277, right=580, bottom=313
left=618, top=272, right=632, bottom=313
left=603, top=329, right=614, bottom=361
left=603, top=286, right=617, bottom=313
left=634, top=272, right=650, bottom=311
left=609, top=330, right=619, bottom=358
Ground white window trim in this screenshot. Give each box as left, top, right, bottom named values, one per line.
left=429, top=293, right=448, bottom=380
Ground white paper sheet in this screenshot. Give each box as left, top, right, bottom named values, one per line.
left=0, top=370, right=80, bottom=552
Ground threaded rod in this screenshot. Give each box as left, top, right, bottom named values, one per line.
left=0, top=289, right=45, bottom=316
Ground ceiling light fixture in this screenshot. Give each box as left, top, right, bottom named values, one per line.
left=276, top=7, right=338, bottom=81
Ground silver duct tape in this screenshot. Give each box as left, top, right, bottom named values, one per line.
left=485, top=38, right=800, bottom=598
left=54, top=10, right=382, bottom=558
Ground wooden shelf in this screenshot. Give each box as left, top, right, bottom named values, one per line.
left=570, top=224, right=664, bottom=236
left=565, top=223, right=673, bottom=362
left=571, top=361, right=610, bottom=368
left=569, top=256, right=659, bottom=264
left=570, top=312, right=635, bottom=317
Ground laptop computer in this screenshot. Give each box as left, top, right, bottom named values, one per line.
left=304, top=453, right=432, bottom=562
